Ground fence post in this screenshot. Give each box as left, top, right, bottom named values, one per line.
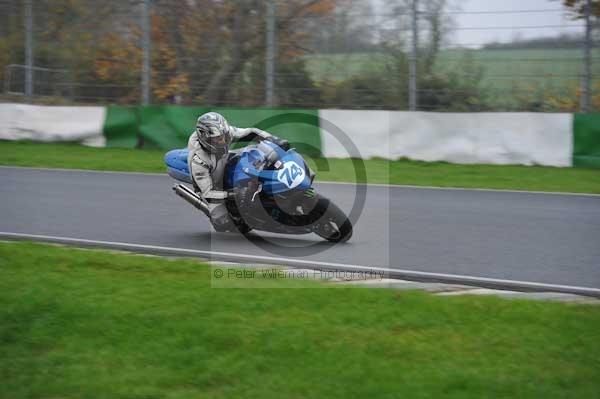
left=141, top=0, right=151, bottom=106
left=265, top=0, right=276, bottom=107
left=409, top=0, right=418, bottom=111
left=24, top=0, right=33, bottom=100
left=581, top=0, right=592, bottom=113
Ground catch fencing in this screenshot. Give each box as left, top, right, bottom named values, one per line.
left=0, top=0, right=597, bottom=112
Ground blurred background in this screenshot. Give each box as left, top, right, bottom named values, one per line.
left=0, top=0, right=598, bottom=112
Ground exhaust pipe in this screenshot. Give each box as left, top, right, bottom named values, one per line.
left=172, top=184, right=210, bottom=217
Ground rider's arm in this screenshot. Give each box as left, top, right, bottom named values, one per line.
left=189, top=155, right=214, bottom=196
left=231, top=126, right=272, bottom=143
left=231, top=126, right=290, bottom=150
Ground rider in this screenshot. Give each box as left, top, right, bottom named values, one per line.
left=188, top=112, right=290, bottom=231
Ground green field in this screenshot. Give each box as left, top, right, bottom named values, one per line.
left=2, top=141, right=600, bottom=194
left=305, top=48, right=600, bottom=87
left=304, top=48, right=600, bottom=108
left=1, top=241, right=599, bottom=398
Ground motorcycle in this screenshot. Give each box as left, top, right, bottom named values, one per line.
left=164, top=140, right=352, bottom=243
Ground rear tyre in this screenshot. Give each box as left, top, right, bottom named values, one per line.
left=310, top=195, right=353, bottom=243
left=235, top=221, right=253, bottom=235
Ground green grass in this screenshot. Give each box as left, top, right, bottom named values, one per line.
left=317, top=157, right=600, bottom=193
left=2, top=140, right=600, bottom=193
left=0, top=141, right=167, bottom=173
left=304, top=49, right=600, bottom=109
left=1, top=241, right=599, bottom=399
left=305, top=52, right=390, bottom=82
left=438, top=49, right=600, bottom=91
left=304, top=48, right=600, bottom=89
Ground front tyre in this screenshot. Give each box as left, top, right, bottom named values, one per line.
left=310, top=195, right=353, bottom=243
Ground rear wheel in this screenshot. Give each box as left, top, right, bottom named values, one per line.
left=310, top=195, right=353, bottom=243
left=234, top=221, right=252, bottom=235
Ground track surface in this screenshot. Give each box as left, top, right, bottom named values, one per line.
left=1, top=167, right=599, bottom=289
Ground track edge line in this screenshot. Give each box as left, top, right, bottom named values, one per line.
left=1, top=231, right=599, bottom=298
left=1, top=165, right=598, bottom=197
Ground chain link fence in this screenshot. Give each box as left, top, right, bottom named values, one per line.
left=0, top=0, right=597, bottom=111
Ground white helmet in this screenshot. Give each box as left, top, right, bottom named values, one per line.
left=195, top=112, right=232, bottom=154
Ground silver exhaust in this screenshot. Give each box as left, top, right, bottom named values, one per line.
left=172, top=184, right=210, bottom=217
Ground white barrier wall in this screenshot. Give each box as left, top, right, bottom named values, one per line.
left=0, top=103, right=575, bottom=167
left=0, top=103, right=106, bottom=147
left=320, top=110, right=391, bottom=159
left=320, top=110, right=573, bottom=167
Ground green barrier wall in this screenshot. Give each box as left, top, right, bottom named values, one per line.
left=103, top=106, right=322, bottom=156
left=137, top=106, right=210, bottom=150
left=573, top=113, right=600, bottom=168
left=103, top=106, right=138, bottom=148
left=217, top=108, right=321, bottom=156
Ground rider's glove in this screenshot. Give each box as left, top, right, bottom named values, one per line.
left=267, top=136, right=290, bottom=151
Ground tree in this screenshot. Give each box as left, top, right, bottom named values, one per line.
left=184, top=0, right=336, bottom=105
left=420, top=0, right=455, bottom=75
left=0, top=0, right=335, bottom=105
left=563, top=0, right=600, bottom=17
left=92, top=0, right=335, bottom=105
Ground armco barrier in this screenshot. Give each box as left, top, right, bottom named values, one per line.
left=3, top=102, right=599, bottom=168
left=103, top=106, right=322, bottom=156
left=320, top=110, right=573, bottom=167
left=103, top=105, right=138, bottom=148
left=0, top=103, right=106, bottom=146
left=573, top=113, right=600, bottom=168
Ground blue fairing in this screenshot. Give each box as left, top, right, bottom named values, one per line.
left=164, top=141, right=312, bottom=195
left=164, top=149, right=192, bottom=184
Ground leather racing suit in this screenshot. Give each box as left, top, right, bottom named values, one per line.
left=187, top=126, right=282, bottom=230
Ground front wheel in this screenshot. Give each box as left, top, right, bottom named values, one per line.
left=310, top=195, right=353, bottom=243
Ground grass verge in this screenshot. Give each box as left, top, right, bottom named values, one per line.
left=1, top=140, right=600, bottom=193
left=1, top=241, right=599, bottom=398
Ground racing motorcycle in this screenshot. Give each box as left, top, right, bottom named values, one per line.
left=164, top=140, right=352, bottom=243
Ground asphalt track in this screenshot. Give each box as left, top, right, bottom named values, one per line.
left=1, top=166, right=599, bottom=294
